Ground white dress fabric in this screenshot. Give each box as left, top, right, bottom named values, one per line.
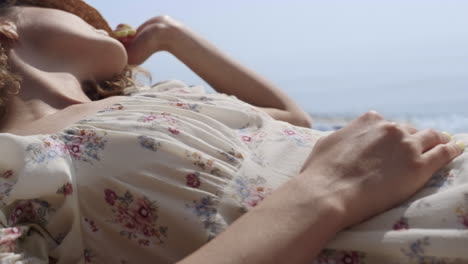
left=0, top=80, right=467, bottom=264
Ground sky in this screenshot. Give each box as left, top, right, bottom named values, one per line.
left=87, top=0, right=468, bottom=117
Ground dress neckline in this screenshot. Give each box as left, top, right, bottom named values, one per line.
left=0, top=95, right=135, bottom=138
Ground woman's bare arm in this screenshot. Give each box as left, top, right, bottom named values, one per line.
left=124, top=21, right=463, bottom=263
left=132, top=16, right=312, bottom=128
left=254, top=106, right=313, bottom=127
left=178, top=173, right=343, bottom=264
left=176, top=111, right=463, bottom=264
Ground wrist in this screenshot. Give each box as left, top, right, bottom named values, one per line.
left=178, top=175, right=346, bottom=264
left=292, top=172, right=347, bottom=231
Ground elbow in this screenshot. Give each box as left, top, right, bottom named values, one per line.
left=299, top=116, right=313, bottom=128
left=291, top=112, right=313, bottom=128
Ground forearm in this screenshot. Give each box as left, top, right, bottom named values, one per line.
left=163, top=22, right=309, bottom=119
left=177, top=174, right=344, bottom=264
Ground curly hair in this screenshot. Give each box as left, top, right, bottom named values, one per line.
left=0, top=0, right=152, bottom=119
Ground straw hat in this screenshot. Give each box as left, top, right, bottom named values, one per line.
left=6, top=0, right=113, bottom=34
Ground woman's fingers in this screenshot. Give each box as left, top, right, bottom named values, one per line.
left=126, top=24, right=159, bottom=65
left=354, top=111, right=418, bottom=134
left=422, top=142, right=464, bottom=173
left=414, top=129, right=451, bottom=153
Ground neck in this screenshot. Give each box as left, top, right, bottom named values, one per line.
left=0, top=49, right=93, bottom=133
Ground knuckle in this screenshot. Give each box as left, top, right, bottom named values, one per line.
left=436, top=144, right=453, bottom=157
left=361, top=110, right=384, bottom=121
left=425, top=129, right=439, bottom=140
left=402, top=138, right=417, bottom=150
left=159, top=15, right=171, bottom=20
left=382, top=122, right=397, bottom=130
left=380, top=122, right=403, bottom=136
left=152, top=15, right=172, bottom=26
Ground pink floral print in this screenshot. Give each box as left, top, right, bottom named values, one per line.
left=284, top=129, right=296, bottom=136
left=393, top=217, right=409, bottom=230
left=61, top=129, right=108, bottom=163
left=218, top=148, right=244, bottom=164
left=186, top=172, right=201, bottom=188
left=0, top=227, right=23, bottom=253
left=184, top=150, right=221, bottom=176
left=278, top=126, right=314, bottom=147
left=84, top=248, right=94, bottom=263
left=168, top=127, right=180, bottom=135
left=104, top=189, right=168, bottom=246
left=9, top=199, right=54, bottom=226
left=0, top=169, right=16, bottom=206
left=84, top=217, right=99, bottom=232
left=137, top=112, right=177, bottom=126
left=56, top=183, right=73, bottom=196
left=26, top=129, right=108, bottom=164
left=241, top=135, right=252, bottom=142
left=97, top=103, right=125, bottom=113
left=1, top=170, right=12, bottom=179
left=314, top=249, right=366, bottom=264
left=455, top=193, right=468, bottom=228
left=3, top=79, right=466, bottom=262
left=237, top=129, right=267, bottom=150
left=170, top=102, right=201, bottom=112
left=232, top=175, right=273, bottom=209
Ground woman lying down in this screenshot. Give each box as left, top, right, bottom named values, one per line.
left=0, top=1, right=466, bottom=263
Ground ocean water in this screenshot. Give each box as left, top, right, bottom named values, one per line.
left=312, top=111, right=468, bottom=134
left=275, top=74, right=468, bottom=134
left=403, top=113, right=468, bottom=134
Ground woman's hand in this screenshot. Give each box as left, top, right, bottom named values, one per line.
left=176, top=112, right=463, bottom=263
left=298, top=111, right=464, bottom=228
left=121, top=15, right=311, bottom=124
left=120, top=16, right=177, bottom=65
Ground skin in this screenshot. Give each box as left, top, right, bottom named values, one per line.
left=0, top=6, right=464, bottom=263
left=0, top=6, right=128, bottom=134
left=0, top=7, right=312, bottom=135
left=126, top=16, right=314, bottom=128
left=179, top=112, right=463, bottom=264
left=121, top=16, right=465, bottom=263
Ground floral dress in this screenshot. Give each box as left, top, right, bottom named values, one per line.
left=0, top=80, right=467, bottom=264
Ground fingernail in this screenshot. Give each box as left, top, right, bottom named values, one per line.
left=456, top=141, right=466, bottom=152
left=442, top=131, right=452, bottom=141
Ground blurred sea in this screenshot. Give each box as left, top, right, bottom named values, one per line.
left=312, top=112, right=468, bottom=133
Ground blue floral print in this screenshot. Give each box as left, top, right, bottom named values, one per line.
left=186, top=196, right=222, bottom=241
left=25, top=129, right=108, bottom=164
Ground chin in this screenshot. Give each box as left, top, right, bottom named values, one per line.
left=112, top=40, right=129, bottom=73
left=94, top=38, right=129, bottom=81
